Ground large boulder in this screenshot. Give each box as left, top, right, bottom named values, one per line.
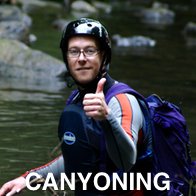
left=0, top=39, right=66, bottom=80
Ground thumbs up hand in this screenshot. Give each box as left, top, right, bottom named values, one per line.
left=83, top=78, right=110, bottom=120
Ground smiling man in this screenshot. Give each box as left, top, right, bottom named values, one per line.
left=0, top=18, right=152, bottom=196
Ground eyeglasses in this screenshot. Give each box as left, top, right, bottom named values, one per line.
left=67, top=47, right=100, bottom=58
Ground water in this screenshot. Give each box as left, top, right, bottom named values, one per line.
left=0, top=2, right=195, bottom=195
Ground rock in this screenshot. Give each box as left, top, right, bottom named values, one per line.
left=0, top=39, right=66, bottom=80
left=152, top=2, right=169, bottom=9
left=0, top=5, right=32, bottom=42
left=183, top=22, right=196, bottom=37
left=183, top=22, right=196, bottom=48
left=0, top=0, right=16, bottom=4
left=0, top=5, right=32, bottom=25
left=0, top=21, right=29, bottom=42
left=28, top=34, right=37, bottom=43
left=17, top=0, right=62, bottom=13
left=21, top=13, right=32, bottom=27
left=71, top=0, right=97, bottom=17
left=0, top=5, right=21, bottom=21
left=0, top=60, right=66, bottom=97
left=112, top=34, right=156, bottom=47
left=52, top=19, right=70, bottom=31
left=92, top=1, right=112, bottom=14
left=141, top=3, right=175, bottom=28
left=184, top=37, right=196, bottom=48
left=71, top=0, right=97, bottom=13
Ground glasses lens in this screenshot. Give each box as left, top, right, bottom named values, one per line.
left=67, top=49, right=79, bottom=57
left=84, top=48, right=98, bottom=56
left=67, top=47, right=99, bottom=58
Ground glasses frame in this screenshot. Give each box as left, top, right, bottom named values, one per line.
left=67, top=47, right=100, bottom=58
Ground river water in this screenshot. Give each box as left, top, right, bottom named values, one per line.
left=0, top=2, right=195, bottom=195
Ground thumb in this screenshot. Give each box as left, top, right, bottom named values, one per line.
left=96, top=78, right=106, bottom=94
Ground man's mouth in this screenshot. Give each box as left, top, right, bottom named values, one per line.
left=76, top=67, right=91, bottom=71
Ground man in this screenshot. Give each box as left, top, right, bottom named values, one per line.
left=0, top=18, right=152, bottom=196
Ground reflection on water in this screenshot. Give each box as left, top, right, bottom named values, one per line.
left=0, top=93, right=63, bottom=165
left=0, top=2, right=195, bottom=195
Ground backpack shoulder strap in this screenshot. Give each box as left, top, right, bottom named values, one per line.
left=105, top=82, right=145, bottom=104
left=105, top=82, right=151, bottom=127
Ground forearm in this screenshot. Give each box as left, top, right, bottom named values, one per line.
left=22, top=155, right=65, bottom=181
left=101, top=113, right=137, bottom=171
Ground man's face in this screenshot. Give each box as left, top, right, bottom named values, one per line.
left=67, top=36, right=104, bottom=85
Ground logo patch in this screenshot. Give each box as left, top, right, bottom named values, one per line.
left=64, top=131, right=76, bottom=145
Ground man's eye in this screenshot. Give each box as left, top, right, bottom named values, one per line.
left=86, top=49, right=95, bottom=54
left=71, top=50, right=78, bottom=53
left=70, top=50, right=79, bottom=54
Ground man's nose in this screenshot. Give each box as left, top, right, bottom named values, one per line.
left=78, top=51, right=86, bottom=60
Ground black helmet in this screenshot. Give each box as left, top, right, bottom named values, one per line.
left=60, top=18, right=111, bottom=71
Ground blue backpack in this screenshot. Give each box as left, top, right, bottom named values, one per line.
left=105, top=82, right=195, bottom=196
